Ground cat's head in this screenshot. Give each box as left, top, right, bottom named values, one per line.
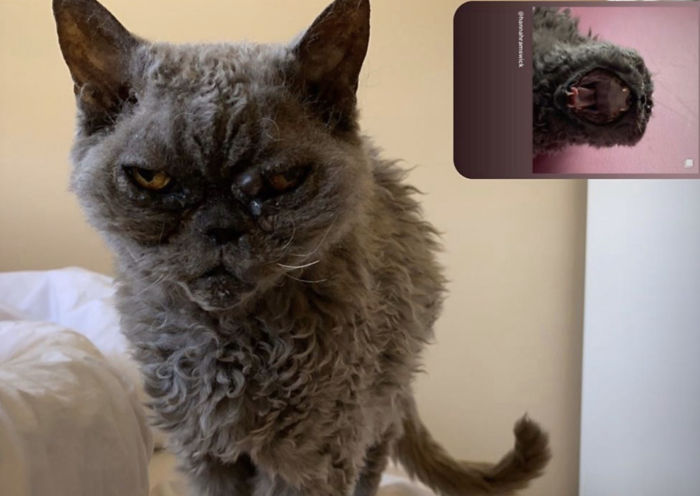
left=533, top=9, right=654, bottom=154
left=54, top=0, right=373, bottom=311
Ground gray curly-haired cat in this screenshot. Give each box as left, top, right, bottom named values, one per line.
left=53, top=0, right=550, bottom=494
left=533, top=6, right=654, bottom=155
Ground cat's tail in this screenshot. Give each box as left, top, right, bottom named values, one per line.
left=394, top=398, right=550, bottom=495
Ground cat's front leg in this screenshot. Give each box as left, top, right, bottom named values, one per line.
left=183, top=454, right=256, bottom=496
left=251, top=442, right=362, bottom=496
left=352, top=430, right=395, bottom=496
left=251, top=467, right=358, bottom=496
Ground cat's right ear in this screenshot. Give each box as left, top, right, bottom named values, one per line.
left=291, top=0, right=370, bottom=132
left=53, top=0, right=141, bottom=132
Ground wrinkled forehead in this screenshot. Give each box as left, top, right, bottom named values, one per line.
left=136, top=42, right=291, bottom=119
left=138, top=42, right=289, bottom=93
left=119, top=43, right=295, bottom=173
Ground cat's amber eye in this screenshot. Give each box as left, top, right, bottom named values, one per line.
left=127, top=167, right=172, bottom=191
left=267, top=166, right=310, bottom=193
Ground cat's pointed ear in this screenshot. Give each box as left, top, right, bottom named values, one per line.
left=292, top=0, right=370, bottom=131
left=53, top=0, right=141, bottom=132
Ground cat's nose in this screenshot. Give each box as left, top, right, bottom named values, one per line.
left=205, top=226, right=243, bottom=246
left=195, top=201, right=250, bottom=245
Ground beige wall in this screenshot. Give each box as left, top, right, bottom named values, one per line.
left=0, top=1, right=586, bottom=494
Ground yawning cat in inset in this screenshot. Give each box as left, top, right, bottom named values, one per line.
left=533, top=7, right=654, bottom=156
left=53, top=0, right=550, bottom=494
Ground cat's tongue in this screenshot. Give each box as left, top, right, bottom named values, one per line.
left=567, top=86, right=596, bottom=109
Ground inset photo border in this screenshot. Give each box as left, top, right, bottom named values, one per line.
left=454, top=1, right=700, bottom=178
left=533, top=4, right=699, bottom=175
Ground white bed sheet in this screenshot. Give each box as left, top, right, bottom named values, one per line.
left=0, top=321, right=152, bottom=496
left=0, top=268, right=434, bottom=496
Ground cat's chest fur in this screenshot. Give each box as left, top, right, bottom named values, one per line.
left=119, top=281, right=386, bottom=458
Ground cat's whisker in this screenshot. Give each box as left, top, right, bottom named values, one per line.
left=278, top=221, right=297, bottom=256
left=124, top=246, right=140, bottom=263
left=135, top=273, right=168, bottom=298
left=260, top=117, right=281, bottom=141
left=157, top=222, right=167, bottom=245
left=277, top=259, right=320, bottom=271
left=267, top=221, right=298, bottom=265
left=648, top=95, right=693, bottom=123
left=282, top=273, right=328, bottom=285
left=289, top=216, right=337, bottom=259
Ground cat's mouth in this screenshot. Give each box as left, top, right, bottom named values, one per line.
left=181, top=264, right=256, bottom=311
left=197, top=264, right=253, bottom=289
left=563, top=69, right=632, bottom=124
left=201, top=265, right=232, bottom=279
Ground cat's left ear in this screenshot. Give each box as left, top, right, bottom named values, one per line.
left=292, top=0, right=370, bottom=131
left=53, top=0, right=141, bottom=132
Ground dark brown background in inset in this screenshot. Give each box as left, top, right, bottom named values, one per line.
left=454, top=1, right=700, bottom=179
left=454, top=1, right=533, bottom=178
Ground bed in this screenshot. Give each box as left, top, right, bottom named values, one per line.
left=0, top=267, right=434, bottom=496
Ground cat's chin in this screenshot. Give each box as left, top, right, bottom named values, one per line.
left=182, top=270, right=257, bottom=312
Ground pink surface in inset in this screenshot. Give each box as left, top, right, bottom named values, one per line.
left=534, top=5, right=699, bottom=175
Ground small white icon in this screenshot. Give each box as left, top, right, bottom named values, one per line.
left=684, top=158, right=694, bottom=169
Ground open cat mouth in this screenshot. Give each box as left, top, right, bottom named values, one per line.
left=566, top=68, right=631, bottom=124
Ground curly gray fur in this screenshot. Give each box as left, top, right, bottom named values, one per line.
left=533, top=7, right=654, bottom=155
left=54, top=0, right=550, bottom=494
